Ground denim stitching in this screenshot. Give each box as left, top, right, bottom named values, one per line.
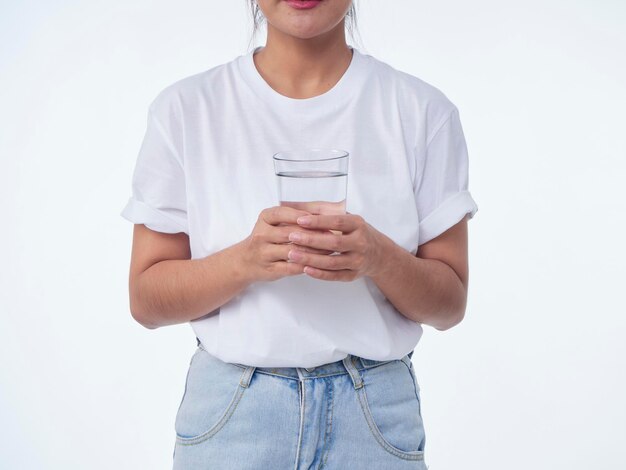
left=354, top=365, right=425, bottom=461
left=356, top=387, right=424, bottom=460
left=294, top=379, right=305, bottom=470
left=399, top=356, right=420, bottom=403
left=175, top=367, right=249, bottom=446
left=229, top=360, right=396, bottom=382
left=319, top=377, right=334, bottom=469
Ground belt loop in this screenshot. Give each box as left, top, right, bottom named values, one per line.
left=342, top=354, right=364, bottom=390
left=239, top=365, right=256, bottom=388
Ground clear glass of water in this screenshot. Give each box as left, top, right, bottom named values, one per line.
left=273, top=149, right=349, bottom=237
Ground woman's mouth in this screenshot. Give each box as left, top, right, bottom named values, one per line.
left=284, top=0, right=322, bottom=10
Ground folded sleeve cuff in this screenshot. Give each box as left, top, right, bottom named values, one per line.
left=418, top=190, right=478, bottom=246
left=120, top=197, right=188, bottom=235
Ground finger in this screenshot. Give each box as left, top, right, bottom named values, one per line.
left=295, top=246, right=335, bottom=255
left=287, top=249, right=352, bottom=271
left=295, top=213, right=362, bottom=233
left=273, top=225, right=335, bottom=247
left=272, top=261, right=306, bottom=276
left=266, top=242, right=294, bottom=262
left=288, top=229, right=358, bottom=253
left=262, top=206, right=312, bottom=226
left=265, top=243, right=333, bottom=263
left=302, top=266, right=356, bottom=282
left=278, top=243, right=334, bottom=255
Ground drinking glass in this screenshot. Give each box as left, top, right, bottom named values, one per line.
left=274, top=149, right=349, bottom=254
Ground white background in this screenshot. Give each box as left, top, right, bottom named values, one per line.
left=1, top=1, right=625, bottom=469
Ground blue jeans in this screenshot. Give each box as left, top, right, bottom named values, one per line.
left=172, top=338, right=427, bottom=469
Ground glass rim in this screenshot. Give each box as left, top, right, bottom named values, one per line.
left=272, top=148, right=349, bottom=162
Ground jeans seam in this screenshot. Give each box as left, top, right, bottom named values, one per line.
left=355, top=385, right=424, bottom=461
left=229, top=360, right=396, bottom=381
left=294, top=379, right=305, bottom=470
left=175, top=368, right=249, bottom=446
left=319, top=377, right=334, bottom=469
left=399, top=357, right=420, bottom=403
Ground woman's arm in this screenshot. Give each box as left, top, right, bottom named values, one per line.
left=369, top=215, right=470, bottom=330
left=126, top=206, right=322, bottom=329
left=127, top=224, right=252, bottom=329
left=287, top=213, right=470, bottom=330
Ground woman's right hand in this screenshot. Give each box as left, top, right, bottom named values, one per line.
left=238, top=206, right=335, bottom=282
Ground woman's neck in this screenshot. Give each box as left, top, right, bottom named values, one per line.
left=252, top=21, right=353, bottom=99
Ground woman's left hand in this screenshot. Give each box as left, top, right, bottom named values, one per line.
left=286, top=212, right=389, bottom=281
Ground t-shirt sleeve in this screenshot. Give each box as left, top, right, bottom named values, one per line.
left=120, top=103, right=189, bottom=235
left=414, top=107, right=478, bottom=246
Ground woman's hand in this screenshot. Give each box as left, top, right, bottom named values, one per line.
left=285, top=212, right=390, bottom=282
left=239, top=206, right=335, bottom=283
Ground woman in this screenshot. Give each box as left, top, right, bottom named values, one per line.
left=121, top=0, right=478, bottom=468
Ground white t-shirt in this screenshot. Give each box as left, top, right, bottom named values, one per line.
left=120, top=46, right=478, bottom=368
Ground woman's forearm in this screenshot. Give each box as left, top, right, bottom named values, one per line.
left=368, top=233, right=467, bottom=330
left=131, top=240, right=252, bottom=329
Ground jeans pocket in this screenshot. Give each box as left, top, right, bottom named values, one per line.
left=174, top=347, right=250, bottom=446
left=355, top=358, right=426, bottom=460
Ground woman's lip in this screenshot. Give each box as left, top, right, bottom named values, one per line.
left=284, top=0, right=322, bottom=10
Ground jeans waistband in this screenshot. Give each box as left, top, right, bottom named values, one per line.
left=195, top=337, right=414, bottom=381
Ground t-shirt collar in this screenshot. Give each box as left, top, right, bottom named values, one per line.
left=237, top=45, right=368, bottom=112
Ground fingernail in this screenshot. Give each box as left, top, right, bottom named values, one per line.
left=288, top=249, right=303, bottom=261
left=297, top=216, right=312, bottom=225
left=289, top=232, right=302, bottom=242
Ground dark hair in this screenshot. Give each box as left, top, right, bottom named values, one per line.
left=246, top=0, right=361, bottom=51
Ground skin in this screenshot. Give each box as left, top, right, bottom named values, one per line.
left=127, top=0, right=470, bottom=332
left=253, top=0, right=354, bottom=99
